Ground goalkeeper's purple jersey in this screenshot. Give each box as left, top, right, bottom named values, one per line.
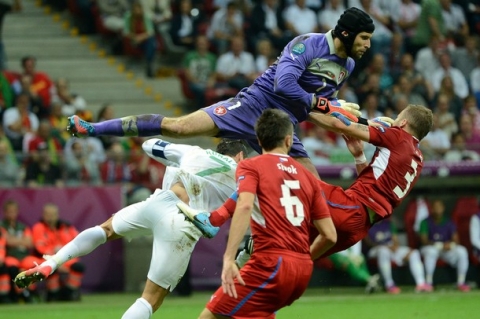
left=241, top=31, right=355, bottom=123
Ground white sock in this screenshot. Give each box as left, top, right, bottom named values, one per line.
left=122, top=298, right=153, bottom=319
left=43, top=226, right=107, bottom=274
left=377, top=247, right=394, bottom=287
left=408, top=250, right=425, bottom=285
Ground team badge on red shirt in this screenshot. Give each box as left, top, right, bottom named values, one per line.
left=214, top=106, right=227, bottom=116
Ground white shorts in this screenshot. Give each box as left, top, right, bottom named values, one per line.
left=368, top=246, right=411, bottom=266
left=112, top=189, right=202, bottom=291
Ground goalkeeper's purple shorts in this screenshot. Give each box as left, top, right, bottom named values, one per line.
left=206, top=250, right=312, bottom=318
left=201, top=97, right=309, bottom=158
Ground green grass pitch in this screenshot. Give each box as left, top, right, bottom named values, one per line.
left=1, top=287, right=478, bottom=319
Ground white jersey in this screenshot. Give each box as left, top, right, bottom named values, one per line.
left=142, top=138, right=237, bottom=211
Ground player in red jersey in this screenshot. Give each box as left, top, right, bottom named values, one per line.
left=196, top=109, right=337, bottom=319
left=180, top=104, right=433, bottom=261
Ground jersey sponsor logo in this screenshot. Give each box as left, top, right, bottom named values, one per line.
left=292, top=43, right=306, bottom=55
left=277, top=163, right=298, bottom=174
left=214, top=106, right=227, bottom=116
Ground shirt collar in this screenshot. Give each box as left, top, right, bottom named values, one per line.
left=325, top=30, right=336, bottom=55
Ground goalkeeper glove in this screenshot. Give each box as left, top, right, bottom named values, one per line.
left=313, top=98, right=361, bottom=125
left=371, top=116, right=394, bottom=128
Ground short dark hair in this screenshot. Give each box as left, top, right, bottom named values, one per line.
left=216, top=139, right=248, bottom=158
left=255, top=109, right=293, bottom=151
left=21, top=55, right=36, bottom=67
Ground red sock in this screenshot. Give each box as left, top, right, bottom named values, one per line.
left=209, top=197, right=237, bottom=227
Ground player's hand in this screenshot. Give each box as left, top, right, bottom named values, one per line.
left=222, top=260, right=245, bottom=299
left=370, top=116, right=394, bottom=128
left=313, top=98, right=361, bottom=122
left=342, top=134, right=364, bottom=157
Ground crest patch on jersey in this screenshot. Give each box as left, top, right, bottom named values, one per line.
left=292, top=43, right=306, bottom=55
left=214, top=106, right=227, bottom=116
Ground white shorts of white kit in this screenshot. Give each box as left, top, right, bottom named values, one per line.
left=112, top=189, right=202, bottom=291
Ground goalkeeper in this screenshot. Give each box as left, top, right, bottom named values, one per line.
left=67, top=7, right=375, bottom=178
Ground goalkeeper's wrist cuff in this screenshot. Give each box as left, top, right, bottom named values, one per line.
left=358, top=117, right=368, bottom=125
left=354, top=153, right=367, bottom=165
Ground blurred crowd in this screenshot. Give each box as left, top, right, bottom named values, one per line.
left=0, top=0, right=480, bottom=194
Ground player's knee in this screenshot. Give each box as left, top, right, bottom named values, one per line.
left=377, top=245, right=390, bottom=256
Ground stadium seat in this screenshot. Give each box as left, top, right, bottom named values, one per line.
left=451, top=196, right=480, bottom=265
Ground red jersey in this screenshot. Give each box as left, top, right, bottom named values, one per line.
left=32, top=220, right=79, bottom=257
left=236, top=153, right=330, bottom=255
left=349, top=126, right=424, bottom=219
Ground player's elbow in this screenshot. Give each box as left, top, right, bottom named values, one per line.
left=323, top=229, right=337, bottom=247
left=273, top=75, right=294, bottom=96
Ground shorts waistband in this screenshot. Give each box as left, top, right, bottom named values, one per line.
left=255, top=249, right=311, bottom=260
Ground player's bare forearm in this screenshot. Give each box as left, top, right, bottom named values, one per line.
left=223, top=192, right=255, bottom=262
left=308, top=112, right=370, bottom=142
left=310, top=218, right=337, bottom=260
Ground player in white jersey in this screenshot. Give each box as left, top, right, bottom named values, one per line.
left=14, top=138, right=248, bottom=319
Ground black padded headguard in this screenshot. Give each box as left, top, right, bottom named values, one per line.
left=333, top=7, right=375, bottom=57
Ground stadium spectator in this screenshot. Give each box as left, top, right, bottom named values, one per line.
left=0, top=139, right=20, bottom=187
left=254, top=38, right=275, bottom=74
left=392, top=75, right=428, bottom=108
left=30, top=203, right=84, bottom=301
left=0, top=227, right=9, bottom=303
left=2, top=92, right=39, bottom=151
left=392, top=0, right=421, bottom=53
left=301, top=124, right=336, bottom=166
left=63, top=135, right=106, bottom=167
left=14, top=74, right=47, bottom=119
left=365, top=218, right=430, bottom=294
left=458, top=112, right=480, bottom=154
left=411, top=0, right=447, bottom=56
left=26, top=120, right=63, bottom=166
left=434, top=93, right=458, bottom=139
left=327, top=241, right=381, bottom=294
left=51, top=77, right=87, bottom=117
left=283, top=0, right=319, bottom=36
left=247, top=0, right=290, bottom=52
left=433, top=75, right=464, bottom=123
left=141, top=0, right=172, bottom=32
left=395, top=53, right=433, bottom=104
left=440, top=0, right=469, bottom=39
left=14, top=138, right=247, bottom=317
left=355, top=53, right=394, bottom=97
left=318, top=0, right=345, bottom=33
left=431, top=52, right=469, bottom=99
left=470, top=210, right=480, bottom=262
left=97, top=0, right=129, bottom=33
left=451, top=36, right=478, bottom=83
left=470, top=54, right=480, bottom=97
left=215, top=36, right=256, bottom=91
left=420, top=114, right=451, bottom=160
left=64, top=140, right=102, bottom=187
left=462, top=95, right=480, bottom=134
left=359, top=92, right=383, bottom=120
left=182, top=35, right=218, bottom=110
left=0, top=200, right=37, bottom=303
left=48, top=101, right=70, bottom=146
left=414, top=35, right=442, bottom=86
left=169, top=0, right=204, bottom=51
left=444, top=132, right=480, bottom=162
left=124, top=0, right=157, bottom=78
left=207, top=1, right=244, bottom=54
left=419, top=199, right=471, bottom=292
left=355, top=0, right=394, bottom=59
left=12, top=56, right=55, bottom=111
left=25, top=142, right=64, bottom=188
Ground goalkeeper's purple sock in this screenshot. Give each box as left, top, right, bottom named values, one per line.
left=94, top=114, right=164, bottom=136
